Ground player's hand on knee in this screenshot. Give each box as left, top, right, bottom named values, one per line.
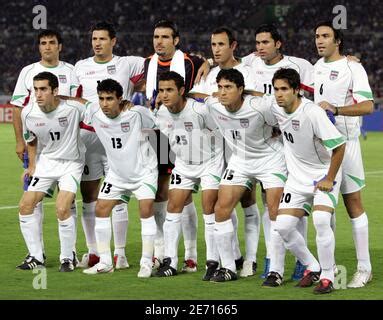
left=16, top=142, right=26, bottom=161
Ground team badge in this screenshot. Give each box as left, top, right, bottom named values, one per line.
left=107, top=65, right=116, bottom=74
left=184, top=122, right=193, bottom=132
left=329, top=70, right=339, bottom=81
left=121, top=122, right=130, bottom=132
left=292, top=119, right=300, bottom=131
left=58, top=75, right=67, bottom=83
left=58, top=117, right=68, bottom=127
left=240, top=119, right=249, bottom=128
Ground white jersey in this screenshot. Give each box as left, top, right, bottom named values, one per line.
left=314, top=57, right=374, bottom=140
left=271, top=97, right=345, bottom=186
left=205, top=95, right=283, bottom=167
left=190, top=62, right=256, bottom=95
left=11, top=61, right=76, bottom=107
left=242, top=54, right=314, bottom=94
left=74, top=55, right=145, bottom=102
left=155, top=98, right=223, bottom=172
left=84, top=103, right=157, bottom=184
left=21, top=99, right=86, bottom=162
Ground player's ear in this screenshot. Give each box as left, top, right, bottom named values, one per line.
left=58, top=43, right=62, bottom=53
left=53, top=87, right=59, bottom=96
left=111, top=37, right=117, bottom=47
left=180, top=86, right=185, bottom=96
left=275, top=40, right=282, bottom=50
left=231, top=41, right=238, bottom=51
left=174, top=36, right=180, bottom=47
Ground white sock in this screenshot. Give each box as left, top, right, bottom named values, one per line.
left=297, top=215, right=308, bottom=245
left=269, top=220, right=286, bottom=277
left=140, top=216, right=157, bottom=265
left=182, top=202, right=198, bottom=262
left=33, top=201, right=45, bottom=254
left=262, top=207, right=271, bottom=258
left=351, top=213, right=371, bottom=272
left=276, top=215, right=320, bottom=272
left=312, top=211, right=335, bottom=282
left=82, top=202, right=98, bottom=255
left=214, top=219, right=236, bottom=272
left=153, top=201, right=167, bottom=260
left=231, top=209, right=242, bottom=260
left=19, top=213, right=44, bottom=262
left=70, top=200, right=77, bottom=253
left=95, top=217, right=112, bottom=265
left=163, top=212, right=182, bottom=269
left=243, top=204, right=260, bottom=262
left=112, top=203, right=128, bottom=257
left=58, top=216, right=75, bottom=262
left=203, top=213, right=219, bottom=262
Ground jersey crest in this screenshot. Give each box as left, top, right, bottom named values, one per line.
left=184, top=122, right=193, bottom=132
left=121, top=122, right=130, bottom=132
left=292, top=119, right=300, bottom=131
left=330, top=70, right=339, bottom=81
left=59, top=117, right=68, bottom=127
left=240, top=118, right=249, bottom=128
left=58, top=75, right=67, bottom=83
left=107, top=65, right=116, bottom=75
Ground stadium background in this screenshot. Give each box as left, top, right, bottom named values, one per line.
left=0, top=0, right=382, bottom=302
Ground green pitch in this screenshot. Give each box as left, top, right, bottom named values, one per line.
left=0, top=123, right=382, bottom=300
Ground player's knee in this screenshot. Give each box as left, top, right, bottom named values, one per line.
left=312, top=211, right=332, bottom=235
left=19, top=199, right=35, bottom=215
left=167, top=201, right=183, bottom=213
left=56, top=205, right=71, bottom=220
left=95, top=202, right=111, bottom=217
left=275, top=214, right=296, bottom=239
left=214, top=201, right=231, bottom=219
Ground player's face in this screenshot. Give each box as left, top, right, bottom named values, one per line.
left=217, top=78, right=243, bottom=112
left=98, top=91, right=122, bottom=118
left=92, top=30, right=116, bottom=59
left=158, top=80, right=185, bottom=113
left=34, top=80, right=58, bottom=112
left=39, top=36, right=61, bottom=62
left=211, top=32, right=236, bottom=64
left=315, top=26, right=339, bottom=58
left=273, top=79, right=298, bottom=109
left=255, top=32, right=281, bottom=61
left=153, top=28, right=179, bottom=60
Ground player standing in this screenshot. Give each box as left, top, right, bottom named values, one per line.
left=74, top=22, right=145, bottom=269
left=314, top=22, right=374, bottom=288
left=18, top=72, right=85, bottom=272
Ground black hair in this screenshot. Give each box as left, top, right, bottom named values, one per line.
left=272, top=68, right=301, bottom=94
left=254, top=24, right=283, bottom=44
left=315, top=21, right=344, bottom=54
left=37, top=29, right=62, bottom=45
left=158, top=71, right=185, bottom=91
left=97, top=79, right=123, bottom=98
left=154, top=19, right=180, bottom=38
left=212, top=27, right=236, bottom=45
left=216, top=68, right=245, bottom=89
left=33, top=72, right=59, bottom=90
left=91, top=21, right=116, bottom=39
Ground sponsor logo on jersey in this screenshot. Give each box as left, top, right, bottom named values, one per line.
left=35, top=122, right=46, bottom=127
left=59, top=117, right=68, bottom=127
left=218, top=116, right=228, bottom=121
left=58, top=75, right=67, bottom=83
left=184, top=122, right=193, bottom=132
left=101, top=124, right=109, bottom=128
left=121, top=122, right=130, bottom=132
left=240, top=118, right=249, bottom=128
left=330, top=70, right=339, bottom=81
left=85, top=71, right=96, bottom=76
left=107, top=65, right=116, bottom=74
left=292, top=119, right=300, bottom=131
left=256, top=71, right=263, bottom=75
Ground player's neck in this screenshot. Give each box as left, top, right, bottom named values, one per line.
left=219, top=57, right=239, bottom=69
left=285, top=97, right=301, bottom=114
left=324, top=51, right=343, bottom=63
left=226, top=97, right=243, bottom=113
left=94, top=54, right=113, bottom=63
left=40, top=59, right=59, bottom=68
left=158, top=50, right=176, bottom=62
left=264, top=53, right=283, bottom=65
left=42, top=97, right=60, bottom=113
left=170, top=98, right=187, bottom=114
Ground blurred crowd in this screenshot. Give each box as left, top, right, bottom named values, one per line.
left=1, top=0, right=381, bottom=98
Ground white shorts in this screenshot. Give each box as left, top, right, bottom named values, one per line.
left=81, top=131, right=108, bottom=181
left=28, top=157, right=83, bottom=194
left=279, top=176, right=341, bottom=215
left=220, top=153, right=287, bottom=190
left=98, top=172, right=158, bottom=202
left=169, top=157, right=225, bottom=191
left=340, top=139, right=366, bottom=194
